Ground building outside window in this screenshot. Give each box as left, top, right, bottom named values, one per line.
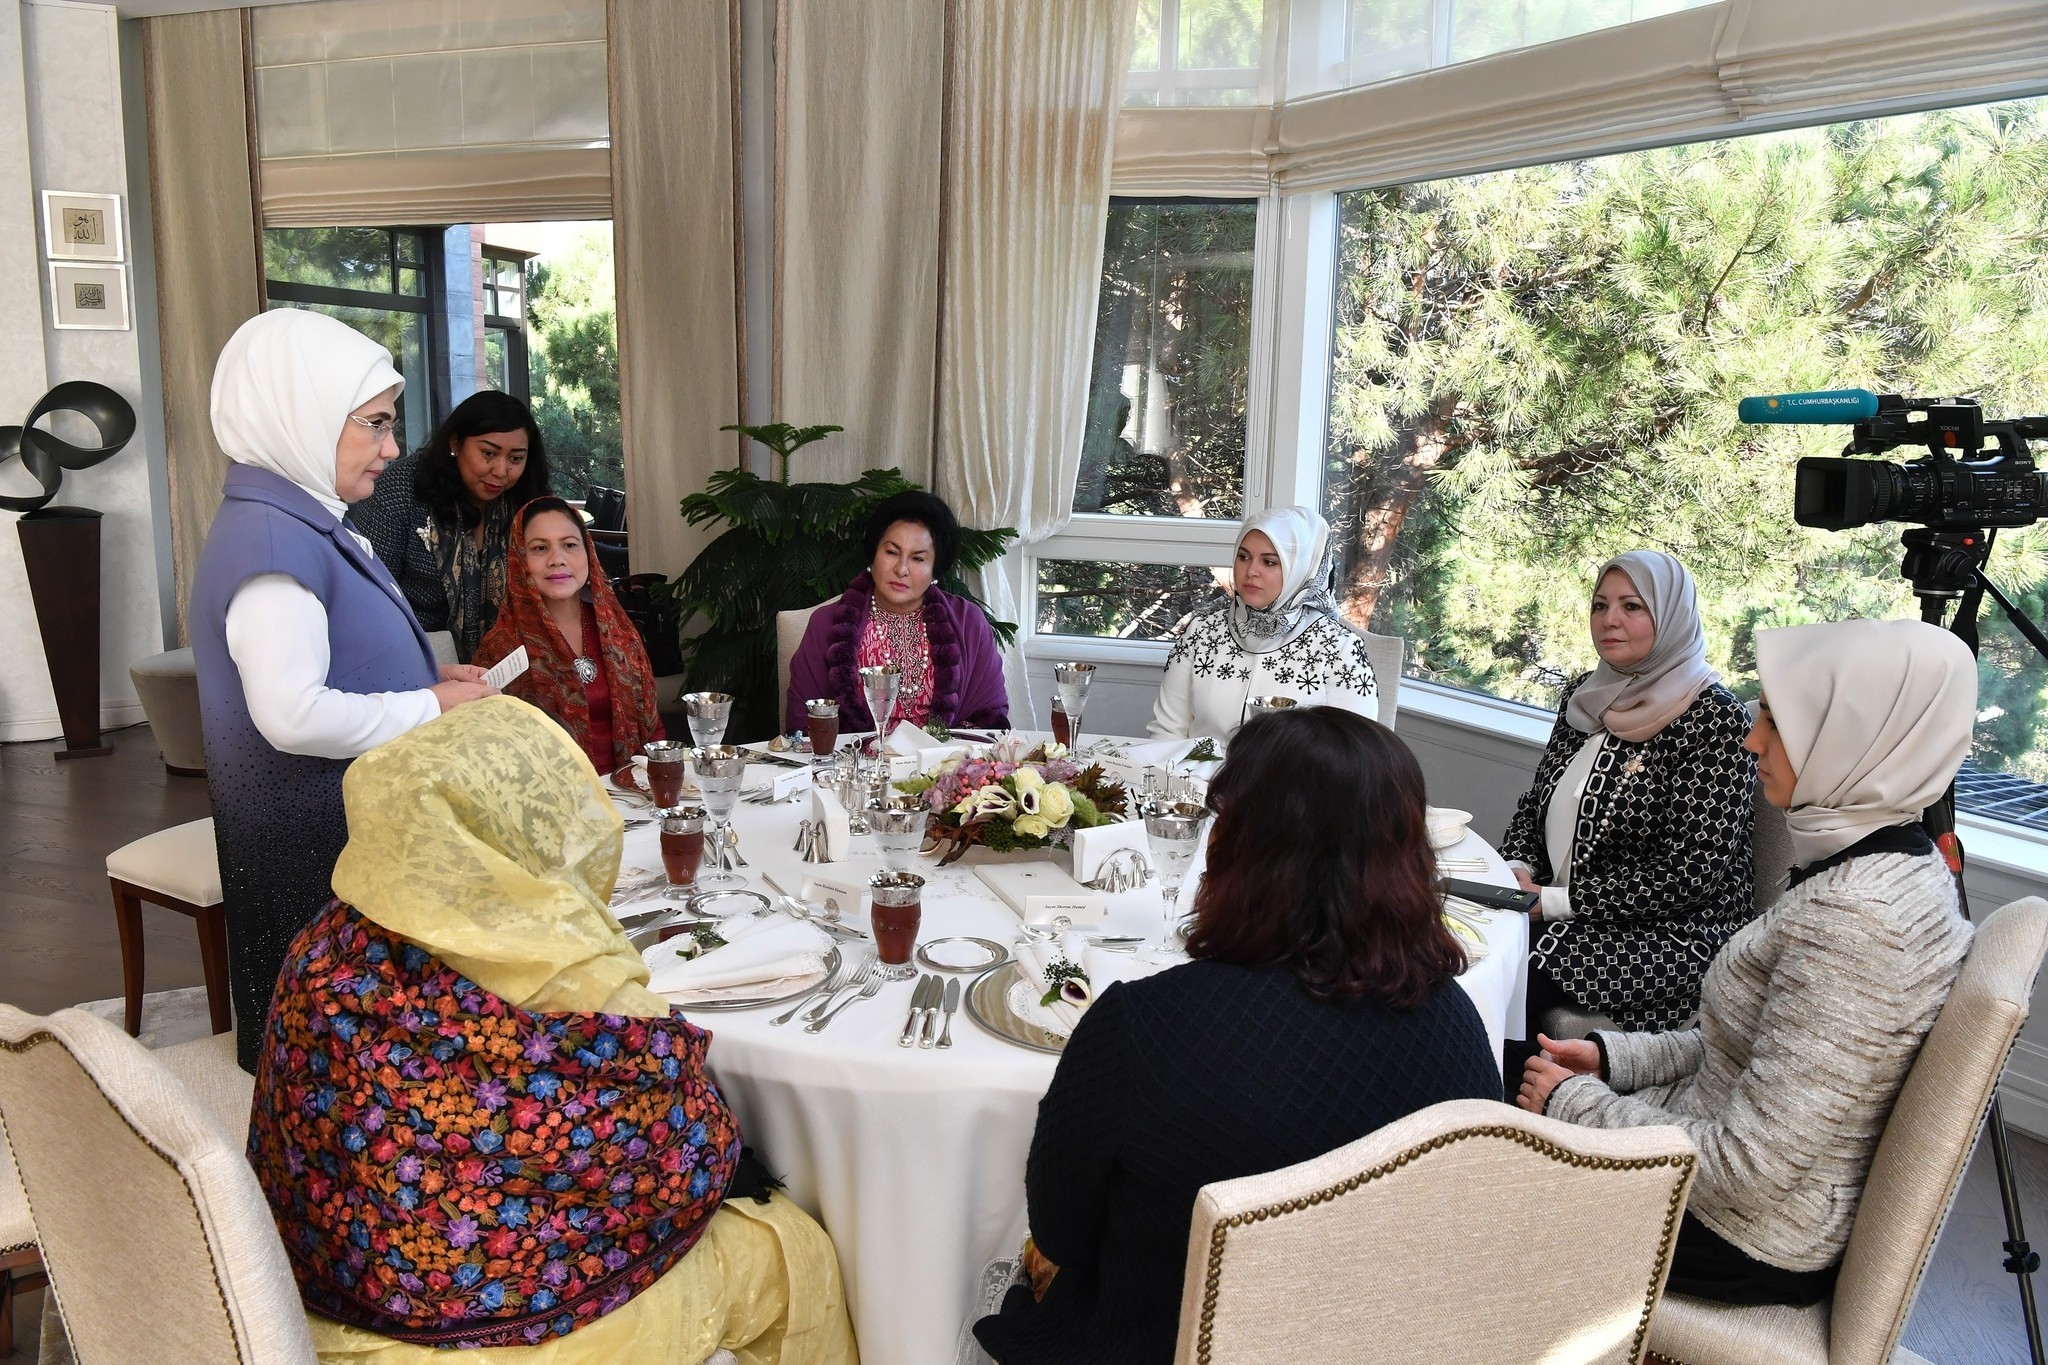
left=481, top=248, right=532, bottom=400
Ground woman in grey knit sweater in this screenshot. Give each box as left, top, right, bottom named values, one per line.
left=1516, top=618, right=1978, bottom=1306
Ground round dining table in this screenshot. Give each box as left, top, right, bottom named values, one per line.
left=616, top=739, right=1528, bottom=1365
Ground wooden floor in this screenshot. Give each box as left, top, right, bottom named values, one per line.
left=1, top=724, right=2044, bottom=1360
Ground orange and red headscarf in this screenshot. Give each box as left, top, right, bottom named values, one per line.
left=475, top=500, right=665, bottom=771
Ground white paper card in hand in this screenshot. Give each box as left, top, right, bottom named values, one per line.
left=482, top=645, right=528, bottom=690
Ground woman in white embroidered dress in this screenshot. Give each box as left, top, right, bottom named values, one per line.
left=1147, top=506, right=1380, bottom=741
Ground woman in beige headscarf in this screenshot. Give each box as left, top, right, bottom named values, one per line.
left=1518, top=618, right=1977, bottom=1307
left=1497, top=550, right=1758, bottom=1043
left=245, top=695, right=856, bottom=1364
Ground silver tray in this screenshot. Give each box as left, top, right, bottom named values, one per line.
left=628, top=918, right=841, bottom=1012
left=965, top=962, right=1066, bottom=1055
left=916, top=936, right=1009, bottom=974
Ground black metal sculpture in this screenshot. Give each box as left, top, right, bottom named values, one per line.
left=2, top=381, right=139, bottom=758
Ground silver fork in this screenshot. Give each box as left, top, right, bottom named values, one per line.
left=805, top=974, right=885, bottom=1033
left=788, top=958, right=873, bottom=1025
left=771, top=957, right=860, bottom=1027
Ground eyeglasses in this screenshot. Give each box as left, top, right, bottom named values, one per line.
left=348, top=414, right=398, bottom=439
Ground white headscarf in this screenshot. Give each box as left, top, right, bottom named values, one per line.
left=1564, top=550, right=1720, bottom=743
left=209, top=308, right=404, bottom=521
left=1755, top=618, right=1977, bottom=867
left=1203, top=506, right=1341, bottom=654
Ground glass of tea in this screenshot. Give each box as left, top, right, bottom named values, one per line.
left=867, top=871, right=924, bottom=980
left=659, top=806, right=707, bottom=889
left=643, top=741, right=689, bottom=808
left=805, top=698, right=840, bottom=764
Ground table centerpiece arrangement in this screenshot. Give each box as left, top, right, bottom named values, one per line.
left=896, top=736, right=1128, bottom=866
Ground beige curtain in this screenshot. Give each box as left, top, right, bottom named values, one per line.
left=935, top=0, right=1135, bottom=715
left=1111, top=105, right=1273, bottom=195
left=776, top=0, right=946, bottom=487
left=143, top=9, right=263, bottom=635
left=607, top=0, right=743, bottom=580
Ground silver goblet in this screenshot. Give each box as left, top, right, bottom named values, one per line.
left=1143, top=801, right=1207, bottom=942
left=688, top=745, right=749, bottom=890
left=858, top=664, right=901, bottom=751
left=680, top=691, right=734, bottom=748
left=1053, top=662, right=1096, bottom=749
left=867, top=795, right=929, bottom=874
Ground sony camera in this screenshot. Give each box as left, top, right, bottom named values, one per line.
left=1738, top=389, right=2048, bottom=532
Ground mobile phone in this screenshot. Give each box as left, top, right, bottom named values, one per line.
left=1441, top=877, right=1539, bottom=915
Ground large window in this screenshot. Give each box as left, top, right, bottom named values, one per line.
left=1323, top=98, right=2048, bottom=823
left=1126, top=0, right=1270, bottom=108
left=265, top=227, right=435, bottom=451
left=1343, top=0, right=1716, bottom=89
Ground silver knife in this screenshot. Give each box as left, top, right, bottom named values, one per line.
left=899, top=974, right=935, bottom=1047
left=932, top=977, right=961, bottom=1049
left=917, top=976, right=943, bottom=1048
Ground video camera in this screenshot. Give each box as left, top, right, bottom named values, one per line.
left=1737, top=389, right=2048, bottom=533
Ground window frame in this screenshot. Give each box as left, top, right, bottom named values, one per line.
left=1125, top=0, right=1284, bottom=109
left=264, top=225, right=447, bottom=431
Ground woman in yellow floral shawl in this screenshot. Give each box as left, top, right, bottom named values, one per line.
left=247, top=695, right=856, bottom=1364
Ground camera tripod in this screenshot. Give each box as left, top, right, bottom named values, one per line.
left=1902, top=524, right=2048, bottom=1365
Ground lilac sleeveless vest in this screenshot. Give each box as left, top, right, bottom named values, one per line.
left=189, top=463, right=438, bottom=1070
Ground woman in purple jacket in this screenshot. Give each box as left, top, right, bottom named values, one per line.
left=785, top=491, right=1010, bottom=734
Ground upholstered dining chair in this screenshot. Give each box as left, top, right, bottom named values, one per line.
left=1358, top=629, right=1403, bottom=729
left=1645, top=894, right=2048, bottom=1365
left=0, top=1139, right=44, bottom=1359
left=1173, top=1097, right=1696, bottom=1364
left=775, top=595, right=842, bottom=725
left=0, top=1005, right=317, bottom=1364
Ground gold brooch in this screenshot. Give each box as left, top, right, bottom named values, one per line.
left=1621, top=753, right=1645, bottom=777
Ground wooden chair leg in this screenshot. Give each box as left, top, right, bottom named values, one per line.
left=196, top=904, right=233, bottom=1037
left=1, top=1265, right=13, bottom=1359
left=109, top=883, right=145, bottom=1036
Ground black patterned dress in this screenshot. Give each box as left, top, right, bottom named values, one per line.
left=1498, top=675, right=1759, bottom=1031
left=1148, top=612, right=1380, bottom=739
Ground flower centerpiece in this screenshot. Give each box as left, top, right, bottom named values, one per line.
left=896, top=736, right=1127, bottom=866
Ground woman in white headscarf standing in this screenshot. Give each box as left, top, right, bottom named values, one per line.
left=188, top=309, right=495, bottom=1071
left=1147, top=506, right=1379, bottom=740
left=1518, top=618, right=1977, bottom=1306
left=1497, top=550, right=1757, bottom=1046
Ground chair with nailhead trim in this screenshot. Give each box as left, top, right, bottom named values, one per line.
left=1172, top=1097, right=1697, bottom=1364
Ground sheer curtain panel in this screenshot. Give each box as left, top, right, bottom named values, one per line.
left=143, top=9, right=263, bottom=632
left=607, top=0, right=743, bottom=581
left=777, top=0, right=946, bottom=488
left=935, top=0, right=1138, bottom=720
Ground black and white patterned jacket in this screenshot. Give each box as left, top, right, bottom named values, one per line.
left=1498, top=675, right=1758, bottom=1032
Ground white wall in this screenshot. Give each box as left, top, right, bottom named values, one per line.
left=0, top=0, right=165, bottom=741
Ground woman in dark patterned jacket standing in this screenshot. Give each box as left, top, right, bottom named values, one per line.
left=1498, top=549, right=1756, bottom=1054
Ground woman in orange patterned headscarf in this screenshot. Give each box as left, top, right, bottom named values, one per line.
left=476, top=497, right=665, bottom=772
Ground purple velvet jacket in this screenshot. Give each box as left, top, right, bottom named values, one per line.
left=785, top=572, right=1010, bottom=732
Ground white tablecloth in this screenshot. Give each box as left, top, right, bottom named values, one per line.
left=617, top=744, right=1527, bottom=1365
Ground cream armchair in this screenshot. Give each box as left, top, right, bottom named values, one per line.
left=1174, top=1097, right=1697, bottom=1364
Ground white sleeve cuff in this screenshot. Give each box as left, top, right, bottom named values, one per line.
left=1540, top=885, right=1575, bottom=922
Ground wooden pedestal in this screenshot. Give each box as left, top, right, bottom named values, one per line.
left=17, top=506, right=111, bottom=759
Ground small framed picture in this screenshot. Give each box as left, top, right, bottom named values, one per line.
left=41, top=190, right=124, bottom=262
left=48, top=262, right=131, bottom=331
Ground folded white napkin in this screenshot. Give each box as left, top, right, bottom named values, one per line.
left=1068, top=819, right=1152, bottom=886
left=811, top=785, right=851, bottom=861
left=1010, top=932, right=1169, bottom=1038
left=883, top=720, right=930, bottom=755
left=917, top=743, right=970, bottom=772
left=642, top=914, right=831, bottom=997
left=1120, top=737, right=1196, bottom=768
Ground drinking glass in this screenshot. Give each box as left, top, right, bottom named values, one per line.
left=867, top=796, right=928, bottom=874
left=868, top=871, right=924, bottom=979
left=643, top=741, right=689, bottom=808
left=659, top=807, right=707, bottom=890
left=804, top=698, right=840, bottom=763
left=688, top=746, right=749, bottom=891
left=1144, top=801, right=1207, bottom=941
left=858, top=665, right=901, bottom=754
left=1053, top=662, right=1095, bottom=749
left=680, top=692, right=734, bottom=748
left=1243, top=694, right=1298, bottom=726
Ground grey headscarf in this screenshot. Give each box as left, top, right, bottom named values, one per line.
left=1196, top=506, right=1344, bottom=655
left=1564, top=550, right=1719, bottom=742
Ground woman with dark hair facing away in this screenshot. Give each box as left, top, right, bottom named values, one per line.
left=354, top=389, right=552, bottom=662
left=784, top=489, right=1009, bottom=732
left=975, top=707, right=1499, bottom=1365
left=474, top=497, right=666, bottom=773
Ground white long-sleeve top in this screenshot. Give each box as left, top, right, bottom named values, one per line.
left=223, top=573, right=441, bottom=760
left=1148, top=611, right=1379, bottom=740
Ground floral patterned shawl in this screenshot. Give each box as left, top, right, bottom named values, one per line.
left=247, top=698, right=740, bottom=1347
left=475, top=501, right=665, bottom=772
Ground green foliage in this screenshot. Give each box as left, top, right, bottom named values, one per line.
left=1324, top=98, right=2048, bottom=783
left=721, top=422, right=845, bottom=484
left=525, top=230, right=623, bottom=498
left=669, top=454, right=1019, bottom=743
